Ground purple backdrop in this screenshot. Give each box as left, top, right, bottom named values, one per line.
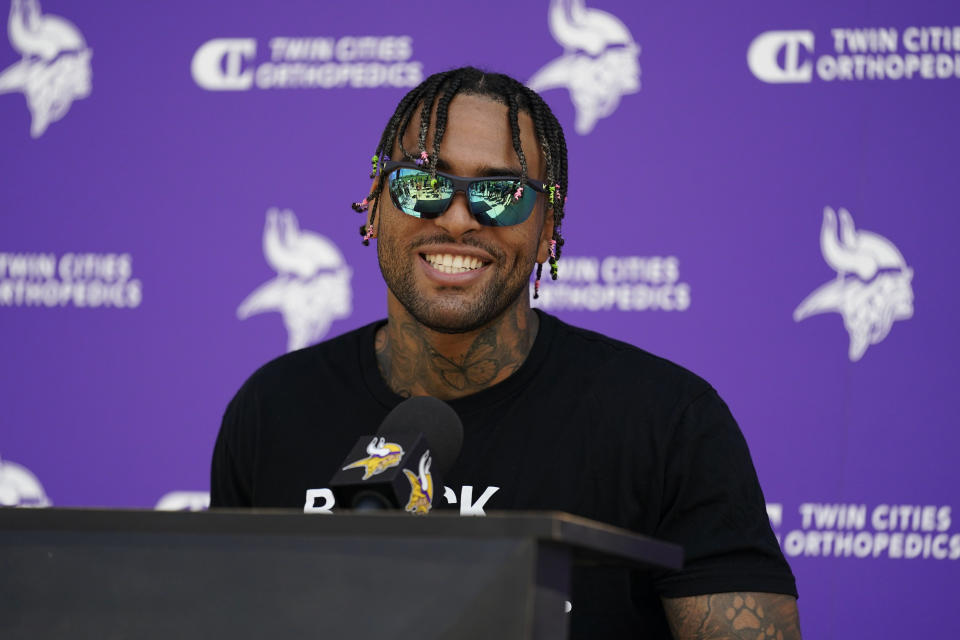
left=2, top=0, right=958, bottom=636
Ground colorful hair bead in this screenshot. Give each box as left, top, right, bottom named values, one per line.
left=549, top=239, right=557, bottom=259
left=430, top=178, right=438, bottom=189
left=533, top=262, right=544, bottom=299
left=351, top=197, right=370, bottom=213
left=548, top=185, right=555, bottom=205
left=514, top=185, right=524, bottom=201
left=362, top=224, right=374, bottom=245
left=416, top=150, right=429, bottom=166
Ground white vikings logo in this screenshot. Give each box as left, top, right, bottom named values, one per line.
left=238, top=208, right=353, bottom=352
left=794, top=207, right=914, bottom=362
left=527, top=0, right=640, bottom=135
left=0, top=455, right=51, bottom=507
left=0, top=0, right=91, bottom=137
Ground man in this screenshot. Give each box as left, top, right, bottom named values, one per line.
left=212, top=66, right=801, bottom=639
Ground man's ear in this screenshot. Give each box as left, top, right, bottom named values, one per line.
left=536, top=205, right=555, bottom=264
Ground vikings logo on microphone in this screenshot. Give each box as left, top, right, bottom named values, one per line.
left=794, top=207, right=914, bottom=362
left=0, top=0, right=92, bottom=137
left=238, top=208, right=353, bottom=352
left=341, top=437, right=404, bottom=480
left=527, top=0, right=640, bottom=135
left=403, top=451, right=433, bottom=515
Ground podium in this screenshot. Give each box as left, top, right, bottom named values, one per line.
left=0, top=508, right=682, bottom=639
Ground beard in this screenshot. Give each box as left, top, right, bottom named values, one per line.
left=377, top=229, right=535, bottom=334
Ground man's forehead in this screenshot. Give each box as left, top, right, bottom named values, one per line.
left=395, top=93, right=544, bottom=177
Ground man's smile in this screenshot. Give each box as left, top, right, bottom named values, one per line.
left=417, top=248, right=494, bottom=284
left=421, top=253, right=489, bottom=274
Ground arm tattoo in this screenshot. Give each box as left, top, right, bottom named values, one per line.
left=661, top=593, right=801, bottom=640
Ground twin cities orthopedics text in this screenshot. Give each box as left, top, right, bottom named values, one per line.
left=0, top=252, right=142, bottom=309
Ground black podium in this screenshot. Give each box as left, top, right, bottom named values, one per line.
left=0, top=508, right=682, bottom=639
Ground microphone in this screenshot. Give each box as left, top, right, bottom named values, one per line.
left=329, top=396, right=464, bottom=514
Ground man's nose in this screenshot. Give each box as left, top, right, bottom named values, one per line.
left=434, top=191, right=481, bottom=237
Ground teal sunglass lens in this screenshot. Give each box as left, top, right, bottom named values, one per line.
left=469, top=180, right=536, bottom=226
left=388, top=169, right=454, bottom=218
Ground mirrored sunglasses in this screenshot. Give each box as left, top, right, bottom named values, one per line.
left=384, top=161, right=546, bottom=227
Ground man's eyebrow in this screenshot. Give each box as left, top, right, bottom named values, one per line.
left=435, top=158, right=523, bottom=177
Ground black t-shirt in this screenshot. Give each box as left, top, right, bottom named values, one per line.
left=212, top=310, right=796, bottom=638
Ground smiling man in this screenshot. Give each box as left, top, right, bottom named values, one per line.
left=368, top=88, right=556, bottom=398
left=213, top=67, right=801, bottom=639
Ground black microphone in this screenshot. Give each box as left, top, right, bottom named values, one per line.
left=329, top=397, right=464, bottom=514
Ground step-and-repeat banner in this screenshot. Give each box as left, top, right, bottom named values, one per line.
left=2, top=0, right=957, bottom=636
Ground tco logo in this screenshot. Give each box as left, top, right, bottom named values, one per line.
left=191, top=38, right=255, bottom=91
left=747, top=30, right=814, bottom=83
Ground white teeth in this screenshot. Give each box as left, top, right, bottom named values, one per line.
left=424, top=253, right=486, bottom=274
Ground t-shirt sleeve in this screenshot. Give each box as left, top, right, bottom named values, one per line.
left=210, top=382, right=258, bottom=508
left=652, top=389, right=797, bottom=598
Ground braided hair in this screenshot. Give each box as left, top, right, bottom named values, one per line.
left=352, top=66, right=568, bottom=288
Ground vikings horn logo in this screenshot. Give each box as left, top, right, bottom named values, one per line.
left=0, top=0, right=92, bottom=137
left=403, top=451, right=433, bottom=515
left=527, top=0, right=640, bottom=135
left=0, top=455, right=51, bottom=507
left=794, top=207, right=914, bottom=362
left=342, top=437, right=404, bottom=480
left=238, top=208, right=353, bottom=352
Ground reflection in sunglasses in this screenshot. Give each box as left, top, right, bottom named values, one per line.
left=387, top=166, right=539, bottom=226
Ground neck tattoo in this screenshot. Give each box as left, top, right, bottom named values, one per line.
left=375, top=305, right=538, bottom=401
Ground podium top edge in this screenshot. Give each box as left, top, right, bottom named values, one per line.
left=0, top=507, right=682, bottom=569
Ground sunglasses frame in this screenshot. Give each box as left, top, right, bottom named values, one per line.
left=382, top=160, right=547, bottom=226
